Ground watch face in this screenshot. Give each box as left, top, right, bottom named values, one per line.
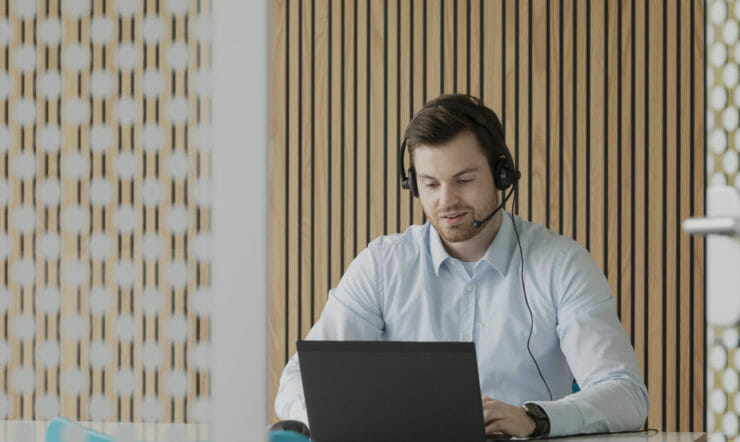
left=523, top=403, right=549, bottom=437
left=524, top=403, right=544, bottom=419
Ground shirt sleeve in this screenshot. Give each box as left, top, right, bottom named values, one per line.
left=274, top=245, right=386, bottom=424
left=535, top=242, right=650, bottom=437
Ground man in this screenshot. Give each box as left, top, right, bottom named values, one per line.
left=275, top=94, right=649, bottom=438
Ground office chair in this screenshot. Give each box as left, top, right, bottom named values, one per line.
left=45, top=417, right=113, bottom=442
left=270, top=429, right=312, bottom=442
left=269, top=419, right=311, bottom=442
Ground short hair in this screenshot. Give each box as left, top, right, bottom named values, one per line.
left=403, top=94, right=508, bottom=176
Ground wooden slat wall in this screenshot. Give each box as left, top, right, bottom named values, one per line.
left=269, top=0, right=706, bottom=431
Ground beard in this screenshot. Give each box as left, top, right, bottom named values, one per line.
left=429, top=205, right=484, bottom=243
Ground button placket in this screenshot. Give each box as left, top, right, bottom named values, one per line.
left=463, top=283, right=475, bottom=341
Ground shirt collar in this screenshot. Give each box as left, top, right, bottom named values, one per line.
left=427, top=211, right=518, bottom=276
left=480, top=211, right=517, bottom=276
left=428, top=225, right=450, bottom=275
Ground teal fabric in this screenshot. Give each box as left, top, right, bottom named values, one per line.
left=269, top=430, right=311, bottom=442
left=45, top=417, right=113, bottom=442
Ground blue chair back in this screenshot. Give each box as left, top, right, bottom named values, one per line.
left=46, top=417, right=113, bottom=442
left=269, top=429, right=312, bottom=442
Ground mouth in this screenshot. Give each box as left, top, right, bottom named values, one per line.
left=439, top=211, right=467, bottom=225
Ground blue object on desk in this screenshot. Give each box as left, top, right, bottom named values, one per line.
left=46, top=417, right=113, bottom=442
left=269, top=430, right=311, bottom=442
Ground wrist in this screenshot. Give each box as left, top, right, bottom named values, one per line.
left=522, top=402, right=550, bottom=437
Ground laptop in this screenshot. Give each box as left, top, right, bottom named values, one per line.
left=297, top=341, right=487, bottom=442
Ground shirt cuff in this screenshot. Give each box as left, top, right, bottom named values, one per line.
left=532, top=399, right=582, bottom=437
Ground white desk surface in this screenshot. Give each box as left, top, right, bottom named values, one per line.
left=0, top=420, right=210, bottom=441
left=537, top=432, right=705, bottom=442
left=0, top=421, right=705, bottom=442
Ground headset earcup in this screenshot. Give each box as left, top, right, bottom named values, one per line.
left=493, top=158, right=513, bottom=190
left=407, top=168, right=419, bottom=198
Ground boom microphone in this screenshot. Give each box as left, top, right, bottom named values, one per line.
left=472, top=186, right=516, bottom=229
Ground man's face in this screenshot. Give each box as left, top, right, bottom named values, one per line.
left=412, top=130, right=499, bottom=244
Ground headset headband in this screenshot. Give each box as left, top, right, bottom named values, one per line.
left=399, top=98, right=520, bottom=198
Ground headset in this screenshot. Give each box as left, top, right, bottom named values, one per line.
left=399, top=99, right=519, bottom=199
left=398, top=95, right=553, bottom=401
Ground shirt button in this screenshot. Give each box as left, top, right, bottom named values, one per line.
left=465, top=285, right=472, bottom=292
left=463, top=334, right=471, bottom=341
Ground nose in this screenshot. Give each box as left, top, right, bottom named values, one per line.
left=438, top=183, right=459, bottom=209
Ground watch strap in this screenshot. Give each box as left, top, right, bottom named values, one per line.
left=522, top=402, right=550, bottom=437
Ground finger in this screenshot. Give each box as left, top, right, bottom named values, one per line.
left=485, top=414, right=533, bottom=439
left=482, top=405, right=505, bottom=424
left=482, top=409, right=495, bottom=424
left=485, top=420, right=507, bottom=436
left=482, top=405, right=506, bottom=423
left=481, top=400, right=501, bottom=411
left=481, top=402, right=501, bottom=415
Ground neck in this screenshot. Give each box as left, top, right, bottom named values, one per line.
left=442, top=211, right=503, bottom=262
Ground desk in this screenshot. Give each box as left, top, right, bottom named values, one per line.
left=0, top=422, right=704, bottom=442
left=0, top=420, right=210, bottom=442
left=538, top=433, right=705, bottom=442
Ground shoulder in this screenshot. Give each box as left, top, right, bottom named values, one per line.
left=514, top=216, right=582, bottom=264
left=512, top=216, right=611, bottom=312
left=367, top=223, right=428, bottom=256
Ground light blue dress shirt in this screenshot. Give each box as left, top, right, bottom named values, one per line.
left=275, top=212, right=649, bottom=437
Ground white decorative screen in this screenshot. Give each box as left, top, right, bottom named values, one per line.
left=0, top=0, right=211, bottom=425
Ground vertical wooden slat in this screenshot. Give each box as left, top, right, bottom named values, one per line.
left=517, top=0, right=529, bottom=221
left=574, top=0, right=587, bottom=245
left=632, top=0, right=647, bottom=403
left=398, top=0, right=411, bottom=236
left=664, top=0, right=678, bottom=431
left=287, top=0, right=301, bottom=367
left=411, top=0, right=424, bottom=227
left=468, top=0, right=480, bottom=99
left=455, top=0, right=465, bottom=93
left=355, top=0, right=368, bottom=254
left=678, top=0, right=693, bottom=430
left=314, top=0, right=330, bottom=322
left=299, top=0, right=313, bottom=342
left=606, top=0, right=619, bottom=317
left=589, top=0, right=605, bottom=273
left=647, top=0, right=665, bottom=429
left=442, top=0, right=455, bottom=95
left=561, top=0, right=574, bottom=240
left=548, top=0, right=561, bottom=234
left=329, top=0, right=343, bottom=292
left=369, top=0, right=385, bottom=242
left=692, top=0, right=705, bottom=432
left=503, top=0, right=516, bottom=185
left=426, top=0, right=441, bottom=102
left=530, top=0, right=546, bottom=226
left=385, top=0, right=399, bottom=238
left=619, top=0, right=634, bottom=345
left=482, top=0, right=501, bottom=116
left=343, top=0, right=356, bottom=272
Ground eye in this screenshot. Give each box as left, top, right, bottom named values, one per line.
left=457, top=178, right=473, bottom=184
left=425, top=182, right=439, bottom=189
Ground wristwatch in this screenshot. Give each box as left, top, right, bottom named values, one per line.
left=522, top=402, right=550, bottom=437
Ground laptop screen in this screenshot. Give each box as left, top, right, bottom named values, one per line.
left=298, top=341, right=487, bottom=442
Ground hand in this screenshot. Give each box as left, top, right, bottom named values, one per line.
left=481, top=396, right=536, bottom=439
